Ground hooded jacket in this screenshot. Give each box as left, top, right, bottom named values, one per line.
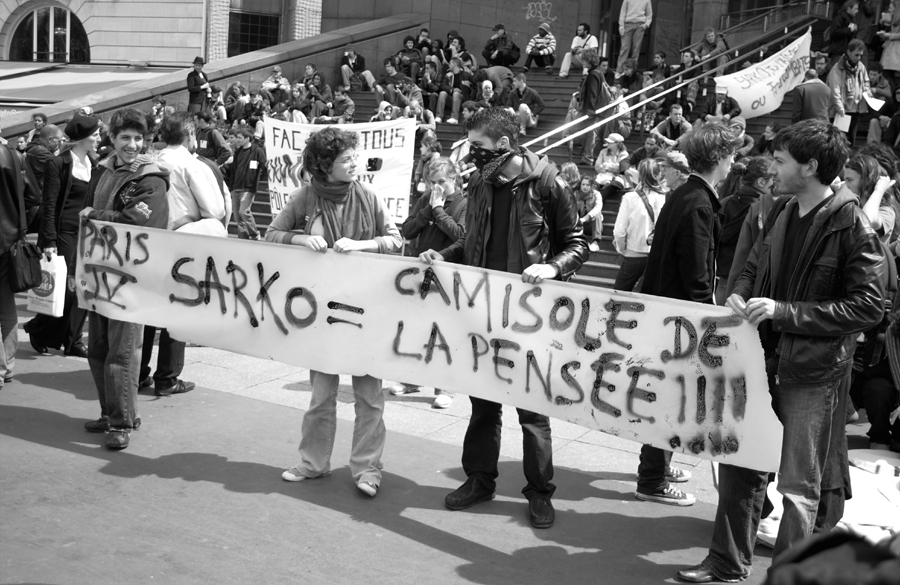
left=439, top=149, right=588, bottom=279
left=87, top=157, right=170, bottom=229
left=733, top=190, right=885, bottom=383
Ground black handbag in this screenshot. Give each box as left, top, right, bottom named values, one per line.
left=4, top=147, right=41, bottom=293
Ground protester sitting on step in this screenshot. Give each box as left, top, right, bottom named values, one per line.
left=340, top=46, right=376, bottom=91
left=396, top=35, right=424, bottom=82
left=483, top=24, right=520, bottom=68
left=436, top=58, right=472, bottom=124
left=694, top=85, right=741, bottom=126
left=650, top=104, right=692, bottom=150
left=504, top=72, right=545, bottom=136
left=575, top=174, right=604, bottom=252
left=374, top=57, right=412, bottom=109
left=558, top=22, right=598, bottom=78
left=418, top=61, right=442, bottom=114
left=523, top=22, right=556, bottom=74
left=593, top=132, right=630, bottom=200
left=269, top=127, right=400, bottom=498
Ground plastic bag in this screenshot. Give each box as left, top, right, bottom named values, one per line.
left=27, top=255, right=66, bottom=317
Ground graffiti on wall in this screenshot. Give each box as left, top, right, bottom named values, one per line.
left=524, top=1, right=556, bottom=23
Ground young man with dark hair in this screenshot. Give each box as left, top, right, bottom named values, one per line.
left=678, top=118, right=886, bottom=583
left=483, top=24, right=520, bottom=68
left=436, top=58, right=472, bottom=124
left=419, top=107, right=589, bottom=529
left=505, top=72, right=546, bottom=136
left=193, top=111, right=232, bottom=166
left=82, top=108, right=171, bottom=450
left=374, top=57, right=411, bottom=108
left=315, top=85, right=355, bottom=124
left=396, top=35, right=424, bottom=81
left=224, top=126, right=266, bottom=240
left=559, top=22, right=598, bottom=78
left=636, top=124, right=740, bottom=508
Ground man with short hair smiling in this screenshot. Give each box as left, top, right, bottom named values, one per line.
left=679, top=118, right=885, bottom=583
left=419, top=107, right=588, bottom=530
left=81, top=108, right=171, bottom=450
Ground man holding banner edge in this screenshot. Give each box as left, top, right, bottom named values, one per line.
left=420, top=107, right=589, bottom=529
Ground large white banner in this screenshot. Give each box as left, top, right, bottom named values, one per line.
left=76, top=220, right=784, bottom=472
left=714, top=30, right=812, bottom=119
left=262, top=117, right=415, bottom=221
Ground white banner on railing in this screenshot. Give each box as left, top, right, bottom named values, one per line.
left=262, top=116, right=415, bottom=221
left=714, top=30, right=812, bottom=119
left=75, top=220, right=784, bottom=472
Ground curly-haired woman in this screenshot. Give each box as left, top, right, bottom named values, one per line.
left=265, top=127, right=401, bottom=497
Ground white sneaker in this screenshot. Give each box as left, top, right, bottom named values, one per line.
left=447, top=118, right=458, bottom=124
left=435, top=117, right=442, bottom=123
left=357, top=481, right=378, bottom=497
left=589, top=241, right=601, bottom=252
left=282, top=465, right=308, bottom=482
left=389, top=384, right=420, bottom=396
left=433, top=394, right=453, bottom=409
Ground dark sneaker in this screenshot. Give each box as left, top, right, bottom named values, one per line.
left=635, top=485, right=696, bottom=506
left=155, top=379, right=196, bottom=397
left=445, top=478, right=495, bottom=511
left=677, top=558, right=745, bottom=583
left=105, top=429, right=130, bottom=450
left=139, top=377, right=153, bottom=389
left=528, top=496, right=555, bottom=528
left=64, top=344, right=89, bottom=358
left=85, top=418, right=109, bottom=433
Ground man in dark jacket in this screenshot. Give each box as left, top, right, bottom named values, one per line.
left=186, top=56, right=210, bottom=114
left=637, top=123, right=740, bottom=508
left=26, top=124, right=64, bottom=189
left=483, top=24, right=520, bottom=67
left=792, top=68, right=835, bottom=123
left=396, top=35, right=424, bottom=81
left=678, top=119, right=886, bottom=583
left=224, top=126, right=266, bottom=240
left=505, top=72, right=546, bottom=136
left=340, top=46, right=376, bottom=90
left=574, top=47, right=607, bottom=163
left=420, top=107, right=589, bottom=530
left=193, top=112, right=232, bottom=166
left=0, top=143, right=22, bottom=389
left=695, top=86, right=741, bottom=125
left=81, top=108, right=171, bottom=450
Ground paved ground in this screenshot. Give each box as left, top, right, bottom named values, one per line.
left=6, top=291, right=850, bottom=585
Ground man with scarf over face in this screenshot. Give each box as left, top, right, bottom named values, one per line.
left=420, top=107, right=589, bottom=529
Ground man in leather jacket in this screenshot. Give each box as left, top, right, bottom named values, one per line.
left=420, top=107, right=588, bottom=530
left=678, top=119, right=886, bottom=583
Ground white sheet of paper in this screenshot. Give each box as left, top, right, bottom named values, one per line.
left=864, top=94, right=886, bottom=111
left=834, top=113, right=851, bottom=132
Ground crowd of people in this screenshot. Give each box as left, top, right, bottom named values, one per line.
left=2, top=14, right=900, bottom=583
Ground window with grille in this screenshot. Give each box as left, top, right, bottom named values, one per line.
left=227, top=12, right=280, bottom=57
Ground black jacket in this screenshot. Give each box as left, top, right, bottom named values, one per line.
left=38, top=150, right=97, bottom=249
left=641, top=174, right=721, bottom=303
left=716, top=184, right=759, bottom=278
left=187, top=70, right=209, bottom=105
left=579, top=67, right=605, bottom=115
left=0, top=145, right=23, bottom=255
left=341, top=54, right=368, bottom=74
left=694, top=94, right=741, bottom=122
left=225, top=144, right=267, bottom=192
left=25, top=141, right=54, bottom=190
left=87, top=160, right=170, bottom=229
left=439, top=150, right=589, bottom=280
left=401, top=191, right=467, bottom=257
left=196, top=127, right=232, bottom=166
left=733, top=190, right=885, bottom=383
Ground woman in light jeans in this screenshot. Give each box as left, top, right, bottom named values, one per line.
left=612, top=158, right=666, bottom=292
left=265, top=127, right=401, bottom=497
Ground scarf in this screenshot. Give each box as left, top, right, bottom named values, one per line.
left=481, top=147, right=524, bottom=185
left=308, top=177, right=375, bottom=246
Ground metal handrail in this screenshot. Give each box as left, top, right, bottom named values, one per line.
left=520, top=21, right=813, bottom=154
left=530, top=24, right=812, bottom=157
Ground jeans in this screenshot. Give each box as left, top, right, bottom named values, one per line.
left=87, top=312, right=142, bottom=430
left=231, top=190, right=259, bottom=239
left=0, top=254, right=18, bottom=385
left=139, top=326, right=186, bottom=389
left=614, top=255, right=648, bottom=292
left=705, top=358, right=849, bottom=578
left=374, top=84, right=398, bottom=107
left=294, top=370, right=386, bottom=486
left=636, top=444, right=673, bottom=494
left=340, top=66, right=376, bottom=90
left=618, top=23, right=647, bottom=70
left=558, top=52, right=585, bottom=77
left=436, top=89, right=462, bottom=120
left=24, top=231, right=87, bottom=352
left=524, top=53, right=555, bottom=69
left=462, top=397, right=556, bottom=500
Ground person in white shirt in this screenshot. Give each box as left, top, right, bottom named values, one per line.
left=612, top=158, right=666, bottom=291
left=618, top=0, right=653, bottom=72
left=558, top=22, right=599, bottom=78
left=140, top=112, right=227, bottom=398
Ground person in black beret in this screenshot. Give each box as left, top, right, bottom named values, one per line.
left=23, top=112, right=101, bottom=358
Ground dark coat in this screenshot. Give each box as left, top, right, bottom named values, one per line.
left=828, top=10, right=857, bottom=56
left=186, top=69, right=209, bottom=105
left=86, top=162, right=170, bottom=229
left=440, top=150, right=588, bottom=280
left=579, top=67, right=606, bottom=115
left=641, top=174, right=721, bottom=303
left=38, top=151, right=97, bottom=249
left=341, top=54, right=368, bottom=74
left=401, top=191, right=467, bottom=257
left=483, top=35, right=520, bottom=67
left=792, top=79, right=834, bottom=123
left=716, top=184, right=759, bottom=278
left=25, top=141, right=54, bottom=190
left=0, top=145, right=23, bottom=255
left=196, top=126, right=233, bottom=166
left=694, top=94, right=742, bottom=122
left=733, top=190, right=885, bottom=383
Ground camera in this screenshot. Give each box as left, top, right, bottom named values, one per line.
left=366, top=158, right=383, bottom=172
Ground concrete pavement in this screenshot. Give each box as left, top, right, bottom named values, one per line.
left=0, top=294, right=778, bottom=585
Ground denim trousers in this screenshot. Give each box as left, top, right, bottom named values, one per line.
left=139, top=326, right=186, bottom=389
left=462, top=397, right=556, bottom=500
left=87, top=312, right=142, bottom=430
left=0, top=254, right=18, bottom=385
left=706, top=358, right=849, bottom=578
left=295, top=370, right=386, bottom=486
left=436, top=89, right=463, bottom=121
left=614, top=255, right=648, bottom=293
left=618, top=23, right=646, bottom=70
left=231, top=190, right=259, bottom=239
left=558, top=52, right=585, bottom=77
